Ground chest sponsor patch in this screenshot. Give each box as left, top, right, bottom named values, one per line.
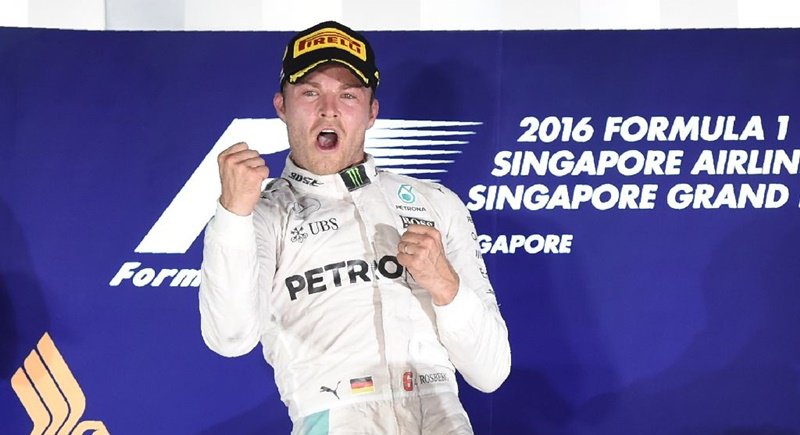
left=284, top=256, right=405, bottom=301
left=400, top=215, right=435, bottom=228
left=290, top=218, right=339, bottom=243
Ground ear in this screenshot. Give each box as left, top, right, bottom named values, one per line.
left=273, top=91, right=286, bottom=122
left=366, top=98, right=379, bottom=129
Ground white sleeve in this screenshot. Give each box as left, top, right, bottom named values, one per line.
left=199, top=201, right=275, bottom=357
left=432, top=188, right=511, bottom=393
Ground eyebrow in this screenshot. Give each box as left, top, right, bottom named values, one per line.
left=299, top=80, right=365, bottom=91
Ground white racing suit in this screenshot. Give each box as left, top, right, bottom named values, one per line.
left=200, top=155, right=511, bottom=434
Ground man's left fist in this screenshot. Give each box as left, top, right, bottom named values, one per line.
left=397, top=224, right=459, bottom=305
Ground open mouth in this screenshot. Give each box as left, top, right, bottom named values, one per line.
left=317, top=129, right=339, bottom=151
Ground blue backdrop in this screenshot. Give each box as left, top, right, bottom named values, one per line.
left=2, top=27, right=800, bottom=434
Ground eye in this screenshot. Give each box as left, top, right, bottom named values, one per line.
left=341, top=92, right=356, bottom=100
left=302, top=89, right=318, bottom=97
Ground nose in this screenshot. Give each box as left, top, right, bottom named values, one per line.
left=318, top=94, right=339, bottom=118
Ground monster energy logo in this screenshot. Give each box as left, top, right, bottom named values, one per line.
left=340, top=165, right=371, bottom=191
left=346, top=168, right=362, bottom=185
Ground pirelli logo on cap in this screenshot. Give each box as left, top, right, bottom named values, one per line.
left=295, top=28, right=367, bottom=61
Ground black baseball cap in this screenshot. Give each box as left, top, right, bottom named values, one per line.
left=279, top=21, right=380, bottom=90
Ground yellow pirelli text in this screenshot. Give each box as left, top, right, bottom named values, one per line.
left=295, top=28, right=366, bottom=61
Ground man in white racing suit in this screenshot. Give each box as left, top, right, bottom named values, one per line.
left=199, top=21, right=511, bottom=434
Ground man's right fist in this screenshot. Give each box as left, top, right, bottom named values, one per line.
left=218, top=142, right=269, bottom=216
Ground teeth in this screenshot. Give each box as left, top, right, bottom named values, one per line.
left=321, top=129, right=335, bottom=133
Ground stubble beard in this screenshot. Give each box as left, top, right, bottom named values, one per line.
left=287, top=134, right=367, bottom=176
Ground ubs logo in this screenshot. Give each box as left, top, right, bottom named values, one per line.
left=290, top=218, right=339, bottom=243
left=290, top=226, right=308, bottom=243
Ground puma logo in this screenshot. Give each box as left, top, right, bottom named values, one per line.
left=320, top=380, right=341, bottom=400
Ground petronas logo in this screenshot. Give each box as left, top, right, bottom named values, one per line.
left=398, top=185, right=416, bottom=203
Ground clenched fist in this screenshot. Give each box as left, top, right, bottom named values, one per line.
left=218, top=142, right=269, bottom=216
left=397, top=224, right=460, bottom=305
